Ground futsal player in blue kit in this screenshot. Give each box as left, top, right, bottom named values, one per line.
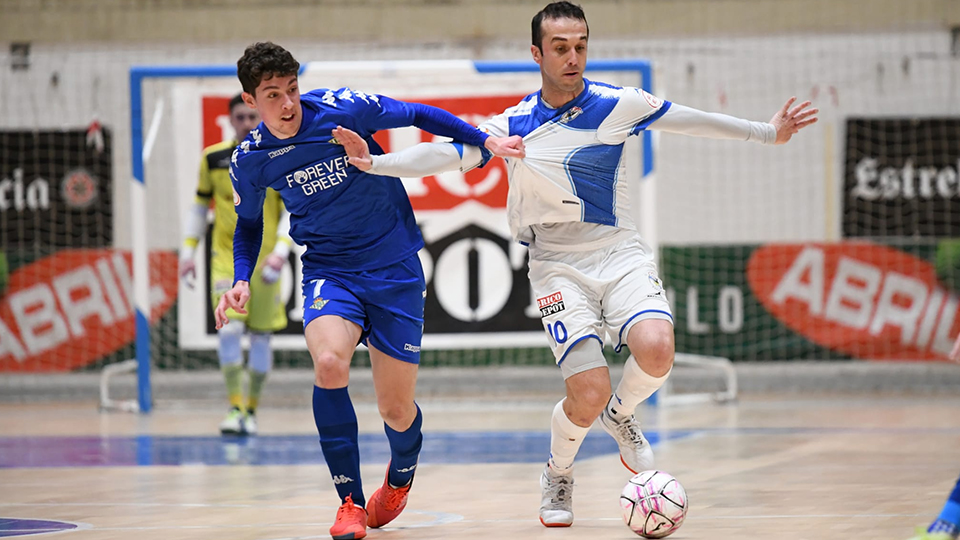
left=214, top=42, right=525, bottom=540
left=906, top=335, right=960, bottom=540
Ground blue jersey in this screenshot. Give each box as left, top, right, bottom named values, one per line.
left=230, top=88, right=489, bottom=283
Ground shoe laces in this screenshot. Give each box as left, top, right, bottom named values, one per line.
left=612, top=415, right=645, bottom=447
left=542, top=473, right=573, bottom=508
left=382, top=482, right=411, bottom=511
left=337, top=495, right=364, bottom=520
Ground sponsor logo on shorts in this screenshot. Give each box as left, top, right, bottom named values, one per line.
left=404, top=343, right=421, bottom=353
left=537, top=291, right=566, bottom=317
left=310, top=297, right=329, bottom=310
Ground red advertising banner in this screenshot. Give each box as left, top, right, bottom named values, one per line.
left=747, top=242, right=960, bottom=361
left=0, top=250, right=179, bottom=372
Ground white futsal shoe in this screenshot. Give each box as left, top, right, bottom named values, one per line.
left=219, top=407, right=245, bottom=435
left=539, top=463, right=574, bottom=527
left=242, top=411, right=258, bottom=435
left=599, top=406, right=655, bottom=474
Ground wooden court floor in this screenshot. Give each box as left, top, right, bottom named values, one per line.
left=1, top=394, right=958, bottom=540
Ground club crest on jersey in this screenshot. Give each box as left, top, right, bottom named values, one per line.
left=559, top=106, right=583, bottom=124
left=537, top=291, right=565, bottom=317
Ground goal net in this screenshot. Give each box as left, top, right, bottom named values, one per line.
left=3, top=27, right=958, bottom=406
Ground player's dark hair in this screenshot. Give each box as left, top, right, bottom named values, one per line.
left=531, top=1, right=588, bottom=52
left=228, top=93, right=244, bottom=111
left=237, top=42, right=300, bottom=96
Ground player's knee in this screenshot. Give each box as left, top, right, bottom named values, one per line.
left=567, top=376, right=611, bottom=419
left=217, top=321, right=245, bottom=366
left=377, top=400, right=415, bottom=429
left=248, top=332, right=273, bottom=374
left=637, top=332, right=674, bottom=376
left=312, top=350, right=349, bottom=387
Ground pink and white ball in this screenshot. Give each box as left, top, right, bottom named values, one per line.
left=620, top=470, right=689, bottom=538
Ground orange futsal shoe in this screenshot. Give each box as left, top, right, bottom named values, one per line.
left=329, top=495, right=367, bottom=540
left=366, top=467, right=414, bottom=528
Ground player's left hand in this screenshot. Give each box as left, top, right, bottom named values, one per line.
left=485, top=135, right=526, bottom=159
left=333, top=126, right=373, bottom=171
left=950, top=333, right=960, bottom=363
left=260, top=253, right=285, bottom=285
left=770, top=97, right=818, bottom=144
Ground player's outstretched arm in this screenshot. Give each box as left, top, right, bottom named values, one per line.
left=769, top=97, right=819, bottom=144
left=334, top=125, right=504, bottom=177
left=215, top=280, right=250, bottom=329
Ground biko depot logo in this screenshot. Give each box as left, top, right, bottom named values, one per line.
left=0, top=249, right=179, bottom=372
left=747, top=242, right=960, bottom=361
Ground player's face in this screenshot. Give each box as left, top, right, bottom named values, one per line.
left=532, top=17, right=588, bottom=97
left=244, top=74, right=301, bottom=140
left=229, top=102, right=260, bottom=142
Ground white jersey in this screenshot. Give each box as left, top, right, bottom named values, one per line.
left=367, top=78, right=777, bottom=250
left=478, top=79, right=776, bottom=250
left=478, top=79, right=666, bottom=247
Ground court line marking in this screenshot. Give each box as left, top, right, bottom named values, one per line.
left=0, top=518, right=92, bottom=536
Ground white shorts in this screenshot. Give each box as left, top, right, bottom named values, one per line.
left=528, top=236, right=674, bottom=377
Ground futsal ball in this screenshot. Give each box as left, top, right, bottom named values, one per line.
left=620, top=470, right=688, bottom=538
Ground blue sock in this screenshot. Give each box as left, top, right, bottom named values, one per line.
left=929, top=473, right=960, bottom=538
left=384, top=404, right=422, bottom=488
left=313, top=386, right=364, bottom=508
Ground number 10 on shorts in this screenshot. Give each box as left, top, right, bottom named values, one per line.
left=547, top=321, right=568, bottom=345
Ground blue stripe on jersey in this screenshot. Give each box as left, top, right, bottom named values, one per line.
left=630, top=100, right=673, bottom=135
left=563, top=143, right=624, bottom=226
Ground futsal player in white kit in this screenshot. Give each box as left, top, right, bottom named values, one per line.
left=334, top=1, right=818, bottom=527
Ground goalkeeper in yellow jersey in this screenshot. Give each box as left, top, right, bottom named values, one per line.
left=179, top=94, right=292, bottom=435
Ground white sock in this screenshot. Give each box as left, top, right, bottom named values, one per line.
left=608, top=357, right=671, bottom=421
left=547, top=399, right=591, bottom=474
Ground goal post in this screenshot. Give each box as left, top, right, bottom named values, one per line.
left=127, top=59, right=658, bottom=413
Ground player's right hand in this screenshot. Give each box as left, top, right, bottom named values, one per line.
left=179, top=258, right=196, bottom=289
left=215, top=281, right=250, bottom=329
left=333, top=126, right=373, bottom=172
left=485, top=135, right=525, bottom=159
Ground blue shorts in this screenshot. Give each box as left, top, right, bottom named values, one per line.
left=302, top=254, right=426, bottom=364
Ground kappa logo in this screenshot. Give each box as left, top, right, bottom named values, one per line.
left=232, top=187, right=241, bottom=206
left=395, top=464, right=417, bottom=474
left=537, top=292, right=566, bottom=317
left=559, top=106, right=583, bottom=124
left=250, top=128, right=261, bottom=147
left=231, top=149, right=239, bottom=166
left=268, top=145, right=295, bottom=159
left=240, top=140, right=251, bottom=154
left=332, top=474, right=354, bottom=485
